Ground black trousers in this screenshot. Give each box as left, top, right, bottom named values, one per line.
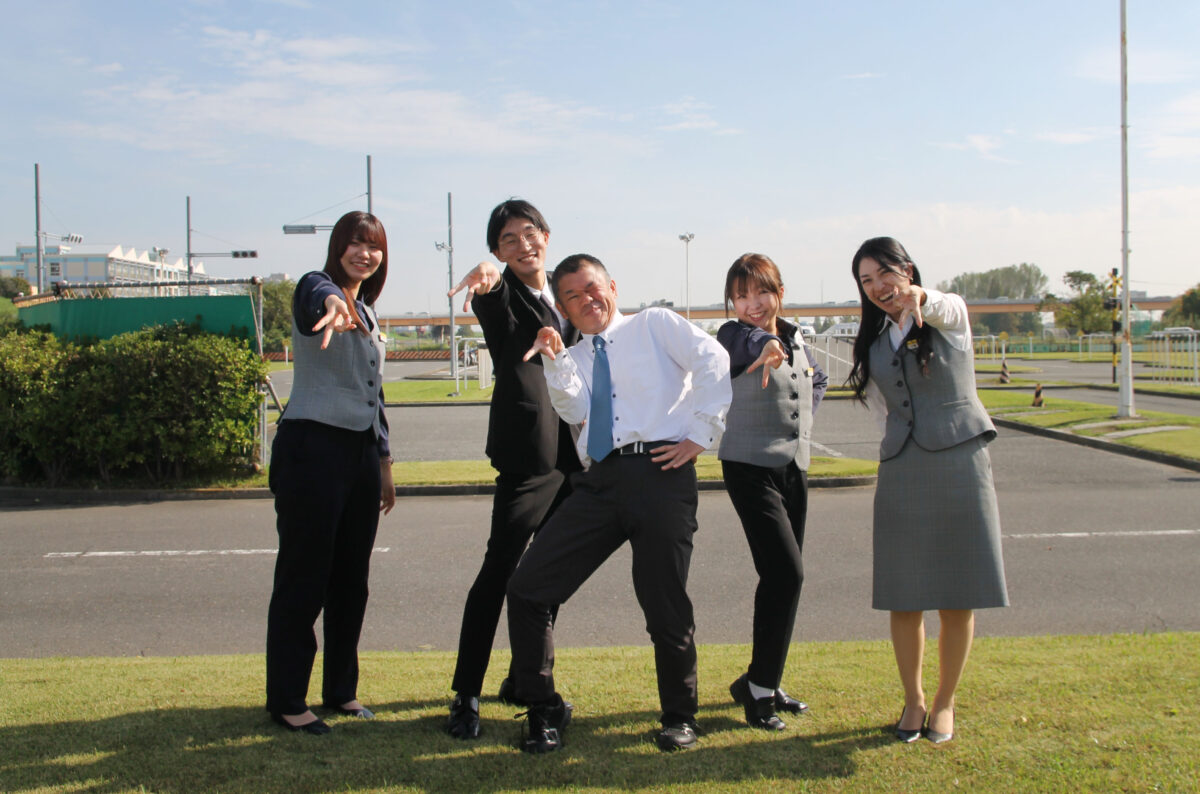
left=506, top=454, right=699, bottom=723
left=450, top=468, right=572, bottom=697
left=721, top=459, right=808, bottom=689
left=266, top=420, right=381, bottom=715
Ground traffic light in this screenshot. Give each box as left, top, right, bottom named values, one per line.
left=1103, top=297, right=1118, bottom=311
left=232, top=250, right=258, bottom=258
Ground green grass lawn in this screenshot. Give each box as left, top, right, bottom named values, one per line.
left=979, top=389, right=1200, bottom=460
left=1, top=633, right=1195, bottom=793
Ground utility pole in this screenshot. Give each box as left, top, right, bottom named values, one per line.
left=436, top=192, right=457, bottom=382
left=1117, top=0, right=1136, bottom=417
left=34, top=164, right=44, bottom=293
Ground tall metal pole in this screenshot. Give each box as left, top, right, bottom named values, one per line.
left=679, top=233, right=694, bottom=320
left=34, top=164, right=44, bottom=293
left=366, top=155, right=373, bottom=215
left=1118, top=0, right=1136, bottom=417
left=186, top=196, right=193, bottom=296
left=446, top=192, right=457, bottom=380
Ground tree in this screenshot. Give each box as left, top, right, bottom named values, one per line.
left=937, top=263, right=1046, bottom=335
left=1047, top=270, right=1110, bottom=335
left=0, top=275, right=31, bottom=299
left=1163, top=283, right=1200, bottom=328
left=261, top=279, right=295, bottom=352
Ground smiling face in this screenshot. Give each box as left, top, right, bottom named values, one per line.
left=339, top=237, right=384, bottom=295
left=731, top=278, right=783, bottom=335
left=555, top=263, right=618, bottom=335
left=856, top=256, right=913, bottom=322
left=492, top=216, right=549, bottom=289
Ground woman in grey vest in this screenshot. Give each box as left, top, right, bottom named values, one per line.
left=848, top=237, right=1008, bottom=745
left=266, top=211, right=395, bottom=734
left=717, top=253, right=827, bottom=731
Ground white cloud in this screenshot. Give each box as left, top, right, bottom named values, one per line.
left=657, top=96, right=741, bottom=135
left=936, top=133, right=1016, bottom=163
left=62, top=26, right=648, bottom=159
left=93, top=62, right=123, bottom=74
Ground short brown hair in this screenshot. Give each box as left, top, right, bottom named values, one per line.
left=724, top=253, right=783, bottom=317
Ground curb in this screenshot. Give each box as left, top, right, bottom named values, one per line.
left=0, top=474, right=878, bottom=507
left=991, top=417, right=1200, bottom=473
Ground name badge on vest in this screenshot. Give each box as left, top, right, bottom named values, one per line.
left=905, top=339, right=919, bottom=351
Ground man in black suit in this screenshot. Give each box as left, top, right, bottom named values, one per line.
left=443, top=199, right=581, bottom=738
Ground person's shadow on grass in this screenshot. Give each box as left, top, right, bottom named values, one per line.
left=0, top=697, right=895, bottom=793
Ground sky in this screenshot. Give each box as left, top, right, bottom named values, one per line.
left=2, top=1, right=1198, bottom=318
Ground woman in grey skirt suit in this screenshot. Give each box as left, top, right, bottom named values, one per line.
left=847, top=237, right=1008, bottom=745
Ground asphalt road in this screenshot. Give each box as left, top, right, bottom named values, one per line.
left=3, top=426, right=1198, bottom=659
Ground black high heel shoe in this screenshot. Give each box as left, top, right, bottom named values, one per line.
left=924, top=707, right=954, bottom=744
left=894, top=706, right=925, bottom=743
left=270, top=711, right=331, bottom=735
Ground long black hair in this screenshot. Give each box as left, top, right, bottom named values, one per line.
left=847, top=237, right=933, bottom=402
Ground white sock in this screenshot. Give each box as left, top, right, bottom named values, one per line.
left=748, top=680, right=774, bottom=700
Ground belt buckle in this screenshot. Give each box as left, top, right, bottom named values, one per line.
left=619, top=441, right=644, bottom=455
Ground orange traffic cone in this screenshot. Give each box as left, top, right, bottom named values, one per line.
left=1032, top=383, right=1044, bottom=407
left=1000, top=358, right=1011, bottom=384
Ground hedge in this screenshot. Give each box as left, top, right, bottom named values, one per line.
left=0, top=323, right=267, bottom=485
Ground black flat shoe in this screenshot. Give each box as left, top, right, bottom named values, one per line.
left=894, top=706, right=925, bottom=744
left=730, top=673, right=786, bottom=731
left=324, top=703, right=375, bottom=719
left=270, top=711, right=331, bottom=735
left=656, top=719, right=700, bottom=752
left=774, top=688, right=810, bottom=714
left=446, top=694, right=481, bottom=739
left=517, top=694, right=572, bottom=754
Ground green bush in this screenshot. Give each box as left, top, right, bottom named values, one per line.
left=0, top=324, right=266, bottom=485
left=0, top=329, right=75, bottom=483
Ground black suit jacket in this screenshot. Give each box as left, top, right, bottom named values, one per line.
left=472, top=266, right=582, bottom=476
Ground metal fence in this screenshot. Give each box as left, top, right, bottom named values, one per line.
left=1146, top=327, right=1199, bottom=385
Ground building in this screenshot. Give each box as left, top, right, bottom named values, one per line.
left=0, top=244, right=213, bottom=296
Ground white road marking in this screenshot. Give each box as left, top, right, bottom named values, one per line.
left=45, top=547, right=393, bottom=558
left=1006, top=529, right=1199, bottom=540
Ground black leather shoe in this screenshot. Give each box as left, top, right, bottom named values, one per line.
left=323, top=703, right=374, bottom=719
left=729, top=674, right=785, bottom=731
left=895, top=706, right=925, bottom=743
left=655, top=719, right=700, bottom=751
left=445, top=694, right=481, bottom=739
left=497, top=677, right=528, bottom=706
left=270, top=711, right=331, bottom=735
left=517, top=694, right=572, bottom=754
left=774, top=688, right=810, bottom=714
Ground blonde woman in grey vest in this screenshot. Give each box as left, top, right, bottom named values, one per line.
left=848, top=237, right=1008, bottom=745
left=266, top=211, right=395, bottom=735
left=717, top=253, right=828, bottom=731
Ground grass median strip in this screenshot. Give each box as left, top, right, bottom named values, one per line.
left=1, top=633, right=1195, bottom=792
left=980, top=389, right=1200, bottom=461
left=388, top=456, right=877, bottom=486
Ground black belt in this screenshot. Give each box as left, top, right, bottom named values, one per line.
left=615, top=440, right=673, bottom=455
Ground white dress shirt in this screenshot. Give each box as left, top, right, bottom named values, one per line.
left=542, top=308, right=732, bottom=467
left=866, top=289, right=974, bottom=430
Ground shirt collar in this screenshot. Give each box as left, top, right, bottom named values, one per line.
left=582, top=310, right=625, bottom=344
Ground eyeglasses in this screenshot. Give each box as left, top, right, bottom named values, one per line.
left=498, top=229, right=543, bottom=252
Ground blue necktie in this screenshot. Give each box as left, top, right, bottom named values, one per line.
left=587, top=336, right=614, bottom=462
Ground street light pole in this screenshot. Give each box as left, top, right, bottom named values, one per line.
left=678, top=232, right=694, bottom=320
left=1117, top=0, right=1136, bottom=418
left=436, top=192, right=457, bottom=382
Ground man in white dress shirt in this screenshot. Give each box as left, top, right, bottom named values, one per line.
left=509, top=254, right=731, bottom=753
